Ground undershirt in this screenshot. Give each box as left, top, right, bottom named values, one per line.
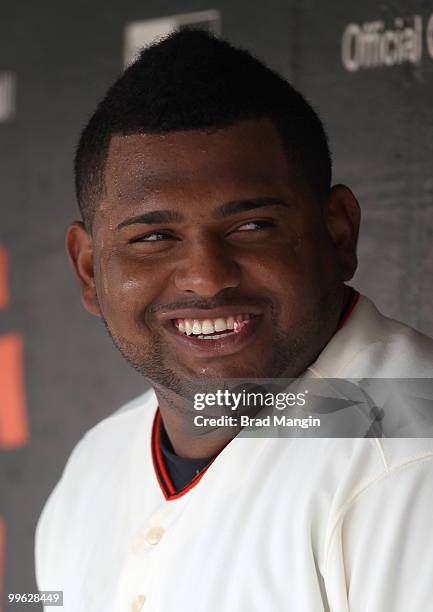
left=159, top=418, right=215, bottom=491
left=159, top=285, right=358, bottom=493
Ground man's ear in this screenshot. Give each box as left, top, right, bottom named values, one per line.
left=65, top=221, right=101, bottom=316
left=324, top=184, right=361, bottom=281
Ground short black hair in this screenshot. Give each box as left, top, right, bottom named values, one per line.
left=75, top=29, right=332, bottom=232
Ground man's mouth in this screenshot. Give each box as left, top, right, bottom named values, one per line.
left=159, top=308, right=264, bottom=357
left=173, top=313, right=253, bottom=339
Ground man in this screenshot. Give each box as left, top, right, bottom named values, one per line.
left=35, top=30, right=433, bottom=611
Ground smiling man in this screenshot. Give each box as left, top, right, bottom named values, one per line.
left=35, top=30, right=433, bottom=611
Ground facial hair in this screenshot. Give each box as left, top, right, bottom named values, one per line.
left=99, top=284, right=341, bottom=402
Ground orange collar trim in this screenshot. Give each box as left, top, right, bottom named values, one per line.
left=151, top=409, right=217, bottom=500
left=337, top=285, right=360, bottom=331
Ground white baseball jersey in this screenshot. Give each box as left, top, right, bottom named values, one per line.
left=35, top=294, right=433, bottom=611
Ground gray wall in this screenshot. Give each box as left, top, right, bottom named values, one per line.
left=1, top=1, right=432, bottom=609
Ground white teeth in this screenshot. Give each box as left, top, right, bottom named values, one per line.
left=192, top=320, right=202, bottom=335
left=214, top=318, right=227, bottom=332
left=201, top=319, right=215, bottom=334
left=175, top=313, right=253, bottom=336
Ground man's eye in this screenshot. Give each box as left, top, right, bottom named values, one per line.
left=130, top=231, right=172, bottom=243
left=233, top=220, right=276, bottom=232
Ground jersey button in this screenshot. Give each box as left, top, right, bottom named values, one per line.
left=145, top=526, right=165, bottom=545
left=131, top=593, right=146, bottom=611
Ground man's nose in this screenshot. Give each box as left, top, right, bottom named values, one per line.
left=174, top=237, right=241, bottom=297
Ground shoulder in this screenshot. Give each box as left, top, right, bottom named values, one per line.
left=49, top=389, right=156, bottom=483
left=78, top=388, right=157, bottom=455
left=35, top=389, right=157, bottom=589
left=311, top=294, right=433, bottom=378
left=38, top=387, right=156, bottom=501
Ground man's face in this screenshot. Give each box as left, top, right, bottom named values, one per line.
left=68, top=119, right=359, bottom=394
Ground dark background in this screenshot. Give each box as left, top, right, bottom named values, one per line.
left=1, top=1, right=432, bottom=609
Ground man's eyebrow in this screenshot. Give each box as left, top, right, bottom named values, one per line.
left=214, top=197, right=291, bottom=218
left=116, top=197, right=290, bottom=230
left=117, top=210, right=184, bottom=230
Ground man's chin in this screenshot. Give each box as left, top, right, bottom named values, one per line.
left=169, top=358, right=291, bottom=386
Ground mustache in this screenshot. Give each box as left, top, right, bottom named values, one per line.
left=146, top=291, right=274, bottom=316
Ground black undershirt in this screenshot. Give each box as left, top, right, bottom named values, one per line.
left=158, top=286, right=356, bottom=493
left=159, top=418, right=215, bottom=491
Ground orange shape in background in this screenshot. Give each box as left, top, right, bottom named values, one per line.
left=0, top=244, right=29, bottom=448
left=0, top=333, right=29, bottom=449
